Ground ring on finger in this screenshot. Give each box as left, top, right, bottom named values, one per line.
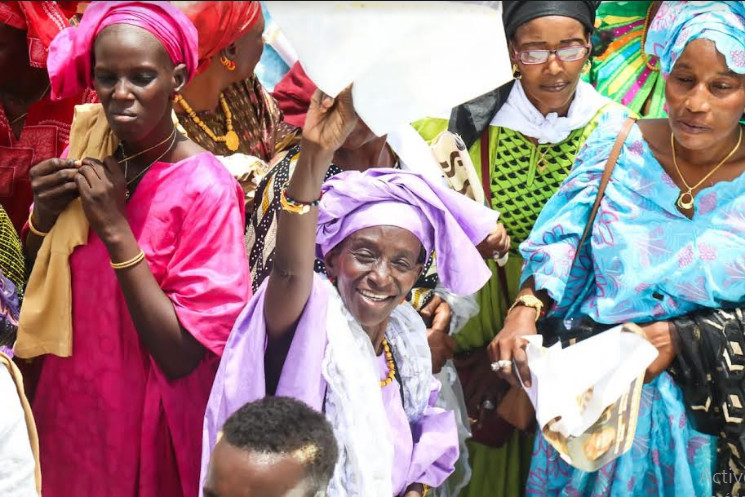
left=490, top=359, right=513, bottom=372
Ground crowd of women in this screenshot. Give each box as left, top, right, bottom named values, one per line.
left=1, top=1, right=744, bottom=496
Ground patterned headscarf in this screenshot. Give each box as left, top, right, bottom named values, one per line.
left=47, top=1, right=198, bottom=100
left=174, top=1, right=263, bottom=75
left=644, top=1, right=745, bottom=77
left=0, top=1, right=80, bottom=68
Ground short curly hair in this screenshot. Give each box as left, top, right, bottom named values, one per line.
left=221, top=396, right=338, bottom=491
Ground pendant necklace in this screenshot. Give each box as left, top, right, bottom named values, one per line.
left=670, top=127, right=742, bottom=210
left=119, top=128, right=177, bottom=199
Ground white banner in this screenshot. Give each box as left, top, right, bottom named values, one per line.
left=265, top=1, right=512, bottom=136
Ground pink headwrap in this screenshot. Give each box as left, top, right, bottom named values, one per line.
left=47, top=1, right=198, bottom=101
left=317, top=169, right=499, bottom=296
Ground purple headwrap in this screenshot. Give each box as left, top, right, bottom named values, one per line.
left=47, top=1, right=198, bottom=101
left=316, top=169, right=499, bottom=296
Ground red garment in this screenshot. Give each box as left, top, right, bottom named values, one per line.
left=0, top=1, right=80, bottom=68
left=32, top=152, right=251, bottom=497
left=0, top=90, right=96, bottom=233
left=271, top=61, right=317, bottom=128
left=0, top=0, right=90, bottom=233
left=176, top=1, right=262, bottom=75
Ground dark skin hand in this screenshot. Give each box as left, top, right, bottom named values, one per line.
left=420, top=295, right=455, bottom=374
left=25, top=24, right=208, bottom=379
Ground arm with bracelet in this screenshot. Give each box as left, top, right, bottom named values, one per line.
left=263, top=86, right=359, bottom=391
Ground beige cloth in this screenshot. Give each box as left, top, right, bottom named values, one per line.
left=429, top=130, right=485, bottom=204
left=15, top=103, right=118, bottom=358
left=0, top=352, right=41, bottom=495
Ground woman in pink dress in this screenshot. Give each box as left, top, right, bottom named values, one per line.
left=17, top=2, right=250, bottom=496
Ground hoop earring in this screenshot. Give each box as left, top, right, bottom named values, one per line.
left=219, top=55, right=236, bottom=71
left=512, top=63, right=521, bottom=80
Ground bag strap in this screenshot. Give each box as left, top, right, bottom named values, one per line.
left=480, top=128, right=513, bottom=310
left=570, top=117, right=636, bottom=269
left=479, top=117, right=636, bottom=308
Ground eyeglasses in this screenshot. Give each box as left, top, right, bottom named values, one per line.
left=514, top=45, right=591, bottom=65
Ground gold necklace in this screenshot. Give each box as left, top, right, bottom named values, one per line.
left=380, top=338, right=396, bottom=387
left=118, top=128, right=177, bottom=165
left=670, top=126, right=742, bottom=210
left=173, top=93, right=240, bottom=152
left=119, top=129, right=177, bottom=199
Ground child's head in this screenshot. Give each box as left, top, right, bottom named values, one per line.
left=203, top=396, right=338, bottom=497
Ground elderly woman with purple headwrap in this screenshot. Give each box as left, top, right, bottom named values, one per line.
left=490, top=2, right=745, bottom=496
left=15, top=2, right=250, bottom=496
left=201, top=86, right=510, bottom=497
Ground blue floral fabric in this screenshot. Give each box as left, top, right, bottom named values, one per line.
left=517, top=107, right=745, bottom=495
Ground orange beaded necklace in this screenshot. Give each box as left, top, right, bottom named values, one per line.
left=380, top=338, right=396, bottom=387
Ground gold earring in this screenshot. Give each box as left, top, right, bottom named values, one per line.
left=219, top=55, right=236, bottom=71
left=512, top=63, right=521, bottom=80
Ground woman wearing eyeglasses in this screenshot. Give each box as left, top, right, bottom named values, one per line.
left=413, top=2, right=627, bottom=496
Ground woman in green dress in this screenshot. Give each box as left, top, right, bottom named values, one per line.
left=585, top=1, right=667, bottom=118
left=413, top=2, right=629, bottom=495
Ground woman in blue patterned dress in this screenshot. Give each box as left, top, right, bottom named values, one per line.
left=489, top=2, right=745, bottom=495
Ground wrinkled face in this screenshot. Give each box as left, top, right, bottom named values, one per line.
left=510, top=16, right=590, bottom=116
left=93, top=24, right=186, bottom=143
left=325, top=226, right=424, bottom=330
left=666, top=38, right=745, bottom=151
left=0, top=22, right=30, bottom=84
left=231, top=13, right=265, bottom=82
left=203, top=440, right=312, bottom=497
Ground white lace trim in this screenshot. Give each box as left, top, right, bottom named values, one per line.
left=320, top=278, right=431, bottom=496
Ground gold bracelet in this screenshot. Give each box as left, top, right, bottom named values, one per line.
left=422, top=484, right=430, bottom=497
left=28, top=213, right=49, bottom=237
left=110, top=249, right=146, bottom=270
left=508, top=294, right=544, bottom=322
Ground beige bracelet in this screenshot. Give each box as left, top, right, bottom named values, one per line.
left=28, top=213, right=49, bottom=237
left=110, top=250, right=146, bottom=270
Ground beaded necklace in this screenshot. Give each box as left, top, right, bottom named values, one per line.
left=380, top=338, right=396, bottom=387
left=173, top=93, right=240, bottom=152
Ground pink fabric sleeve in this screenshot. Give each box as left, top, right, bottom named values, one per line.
left=160, top=179, right=251, bottom=356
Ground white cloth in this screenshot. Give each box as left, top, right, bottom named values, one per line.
left=388, top=124, right=448, bottom=185
left=321, top=278, right=432, bottom=496
left=491, top=80, right=609, bottom=144
left=0, top=368, right=36, bottom=497
left=433, top=362, right=472, bottom=497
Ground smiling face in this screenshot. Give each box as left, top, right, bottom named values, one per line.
left=324, top=226, right=424, bottom=331
left=666, top=38, right=745, bottom=151
left=93, top=24, right=187, bottom=143
left=511, top=16, right=590, bottom=117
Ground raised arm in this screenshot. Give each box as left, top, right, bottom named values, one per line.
left=264, top=88, right=358, bottom=341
